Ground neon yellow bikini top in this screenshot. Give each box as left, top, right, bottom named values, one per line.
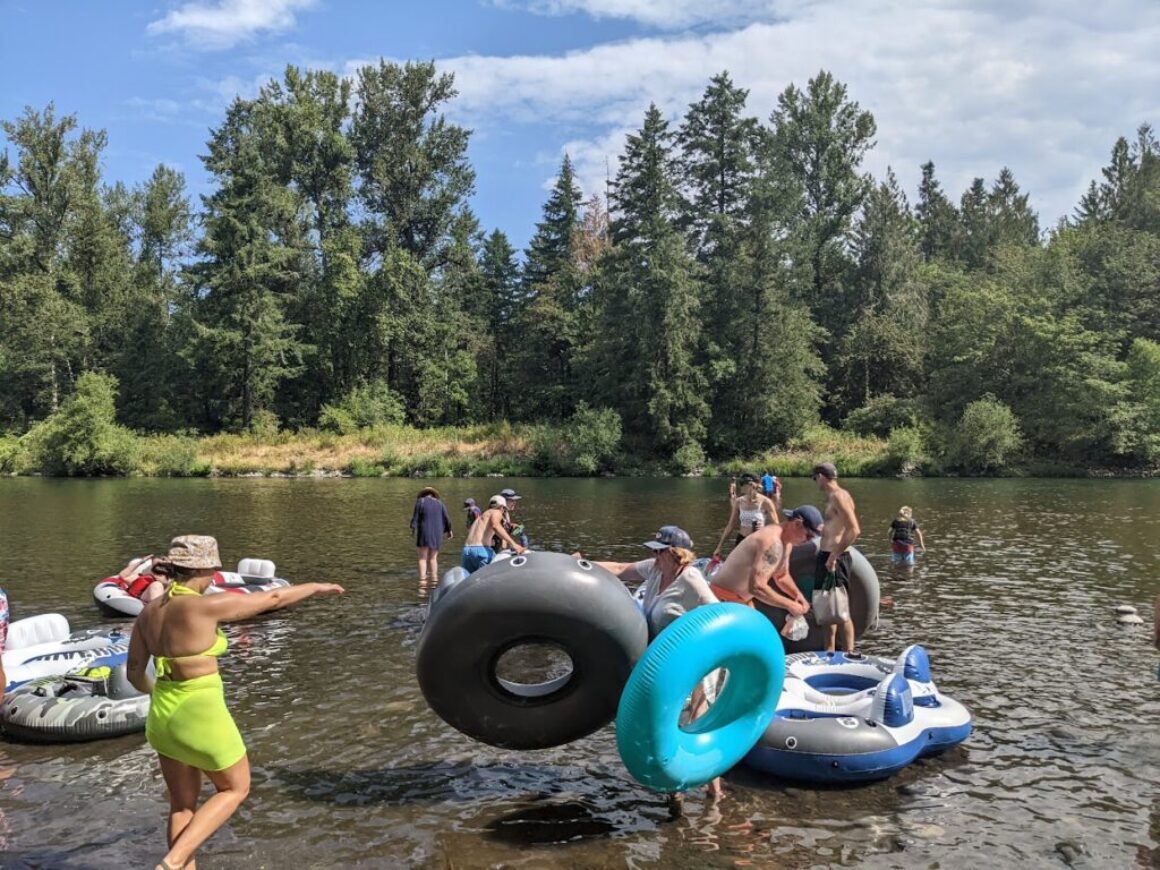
left=154, top=582, right=228, bottom=679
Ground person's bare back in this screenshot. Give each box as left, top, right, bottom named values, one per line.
left=465, top=508, right=502, bottom=547
left=711, top=526, right=784, bottom=598
left=710, top=525, right=809, bottom=614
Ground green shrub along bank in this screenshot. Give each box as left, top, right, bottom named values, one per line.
left=1, top=378, right=1153, bottom=478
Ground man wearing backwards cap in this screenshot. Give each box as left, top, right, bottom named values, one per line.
left=708, top=506, right=820, bottom=615
left=462, top=495, right=526, bottom=573
left=812, top=462, right=861, bottom=653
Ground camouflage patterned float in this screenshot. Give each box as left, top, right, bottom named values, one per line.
left=1, top=652, right=150, bottom=743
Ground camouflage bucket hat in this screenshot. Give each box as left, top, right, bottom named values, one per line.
left=159, top=535, right=221, bottom=570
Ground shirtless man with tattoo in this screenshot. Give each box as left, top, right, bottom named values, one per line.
left=707, top=511, right=816, bottom=615
left=813, top=462, right=861, bottom=652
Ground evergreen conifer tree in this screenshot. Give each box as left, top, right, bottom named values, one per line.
left=597, top=105, right=708, bottom=457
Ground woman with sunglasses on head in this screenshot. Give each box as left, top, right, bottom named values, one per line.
left=127, top=535, right=344, bottom=870
left=711, top=473, right=779, bottom=565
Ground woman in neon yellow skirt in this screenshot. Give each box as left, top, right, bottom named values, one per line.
left=127, top=535, right=343, bottom=870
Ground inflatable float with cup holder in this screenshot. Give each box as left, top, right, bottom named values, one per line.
left=1, top=650, right=150, bottom=742
left=94, top=557, right=290, bottom=617
left=2, top=614, right=130, bottom=693
left=418, top=551, right=648, bottom=750
left=742, top=645, right=972, bottom=783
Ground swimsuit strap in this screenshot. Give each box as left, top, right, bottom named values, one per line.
left=155, top=582, right=228, bottom=679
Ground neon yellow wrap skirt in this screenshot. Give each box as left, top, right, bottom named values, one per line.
left=146, top=672, right=246, bottom=771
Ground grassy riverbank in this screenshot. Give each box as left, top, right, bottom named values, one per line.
left=2, top=420, right=897, bottom=479
left=3, top=417, right=1149, bottom=479
left=144, top=423, right=893, bottom=479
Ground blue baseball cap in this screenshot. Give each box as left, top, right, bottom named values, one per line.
left=783, top=505, right=824, bottom=536
left=644, top=525, right=694, bottom=551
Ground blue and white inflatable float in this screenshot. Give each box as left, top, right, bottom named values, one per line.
left=3, top=614, right=130, bottom=693
left=742, top=644, right=971, bottom=783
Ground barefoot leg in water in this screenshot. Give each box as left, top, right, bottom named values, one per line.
left=157, top=754, right=250, bottom=869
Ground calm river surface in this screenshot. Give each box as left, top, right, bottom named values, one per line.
left=1, top=477, right=1158, bottom=869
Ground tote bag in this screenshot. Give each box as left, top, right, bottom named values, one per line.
left=811, top=572, right=850, bottom=626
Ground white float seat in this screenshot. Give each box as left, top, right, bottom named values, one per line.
left=6, top=614, right=70, bottom=650
left=237, top=558, right=276, bottom=581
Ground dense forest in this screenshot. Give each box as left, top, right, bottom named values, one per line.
left=1, top=62, right=1159, bottom=476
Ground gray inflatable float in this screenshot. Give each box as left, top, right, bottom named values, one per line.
left=753, top=540, right=880, bottom=653
left=418, top=551, right=648, bottom=750
left=1, top=653, right=150, bottom=743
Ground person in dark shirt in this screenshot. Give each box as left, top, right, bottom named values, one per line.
left=889, top=506, right=926, bottom=565
left=410, top=487, right=453, bottom=582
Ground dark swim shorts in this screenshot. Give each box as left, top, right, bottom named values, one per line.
left=815, top=550, right=852, bottom=590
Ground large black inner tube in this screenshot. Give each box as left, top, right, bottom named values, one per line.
left=417, top=551, right=648, bottom=750
left=754, top=541, right=880, bottom=653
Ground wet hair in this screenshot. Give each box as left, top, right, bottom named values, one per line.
left=417, top=486, right=440, bottom=499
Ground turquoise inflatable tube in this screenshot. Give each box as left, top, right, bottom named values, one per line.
left=615, top=603, right=785, bottom=792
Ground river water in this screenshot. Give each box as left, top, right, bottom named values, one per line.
left=0, top=477, right=1157, bottom=868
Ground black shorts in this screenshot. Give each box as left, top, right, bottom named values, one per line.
left=815, top=550, right=852, bottom=589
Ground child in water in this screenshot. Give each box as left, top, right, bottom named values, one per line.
left=889, top=506, right=926, bottom=564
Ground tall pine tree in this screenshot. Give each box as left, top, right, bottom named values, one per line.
left=596, top=105, right=708, bottom=458
left=513, top=154, right=584, bottom=420
left=184, top=97, right=306, bottom=430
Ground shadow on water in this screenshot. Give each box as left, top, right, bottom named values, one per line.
left=483, top=798, right=619, bottom=845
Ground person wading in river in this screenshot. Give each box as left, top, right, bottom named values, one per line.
left=127, top=535, right=344, bottom=870
left=812, top=463, right=861, bottom=653
left=462, top=495, right=525, bottom=572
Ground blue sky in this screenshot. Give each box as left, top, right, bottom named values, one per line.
left=3, top=1, right=1159, bottom=252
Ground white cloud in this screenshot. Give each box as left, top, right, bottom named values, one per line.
left=438, top=0, right=1160, bottom=225
left=497, top=0, right=796, bottom=30
left=557, top=129, right=632, bottom=202
left=148, top=0, right=317, bottom=50
left=125, top=97, right=182, bottom=116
